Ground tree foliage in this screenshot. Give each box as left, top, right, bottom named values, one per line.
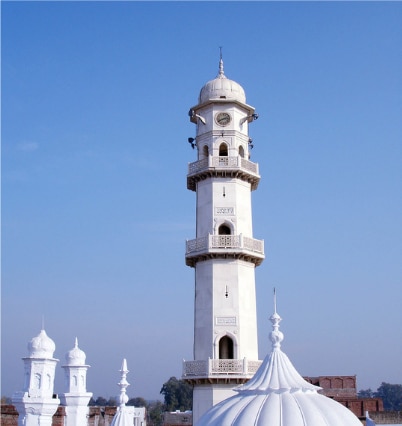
left=160, top=376, right=193, bottom=412
left=358, top=388, right=374, bottom=398
left=88, top=396, right=117, bottom=406
left=127, top=397, right=148, bottom=407
left=147, top=400, right=164, bottom=426
left=374, top=382, right=402, bottom=411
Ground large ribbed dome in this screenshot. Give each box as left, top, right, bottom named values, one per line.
left=198, top=298, right=362, bottom=426
left=199, top=59, right=246, bottom=104
left=28, top=329, right=56, bottom=358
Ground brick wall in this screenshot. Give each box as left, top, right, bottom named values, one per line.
left=369, top=411, right=402, bottom=424
left=1, top=404, right=118, bottom=426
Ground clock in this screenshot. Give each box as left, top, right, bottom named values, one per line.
left=215, top=112, right=231, bottom=127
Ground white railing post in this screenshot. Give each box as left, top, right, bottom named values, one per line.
left=239, top=233, right=243, bottom=248
left=243, top=357, right=248, bottom=374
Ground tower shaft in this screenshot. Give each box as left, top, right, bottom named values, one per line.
left=183, top=61, right=264, bottom=424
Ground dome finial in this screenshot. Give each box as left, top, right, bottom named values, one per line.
left=218, top=46, right=225, bottom=78
left=269, top=288, right=284, bottom=349
left=117, top=359, right=130, bottom=407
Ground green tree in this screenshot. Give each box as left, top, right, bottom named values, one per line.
left=160, top=377, right=192, bottom=412
left=89, top=396, right=114, bottom=406
left=358, top=388, right=374, bottom=398
left=94, top=396, right=108, bottom=406
left=374, top=382, right=402, bottom=411
left=147, top=400, right=164, bottom=426
left=127, top=397, right=148, bottom=407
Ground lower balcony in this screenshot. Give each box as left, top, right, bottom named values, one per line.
left=183, top=358, right=262, bottom=382
left=185, top=234, right=265, bottom=267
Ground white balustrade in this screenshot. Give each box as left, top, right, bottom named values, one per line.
left=188, top=156, right=259, bottom=176
left=182, top=358, right=262, bottom=377
left=186, top=234, right=264, bottom=255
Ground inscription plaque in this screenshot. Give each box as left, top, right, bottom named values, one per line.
left=215, top=207, right=235, bottom=215
left=216, top=316, right=237, bottom=326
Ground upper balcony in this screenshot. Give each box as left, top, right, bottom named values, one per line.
left=187, top=156, right=260, bottom=191
left=185, top=234, right=265, bottom=267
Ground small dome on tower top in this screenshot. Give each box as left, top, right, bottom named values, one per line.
left=199, top=58, right=246, bottom=104
left=65, top=337, right=87, bottom=366
left=28, top=329, right=56, bottom=359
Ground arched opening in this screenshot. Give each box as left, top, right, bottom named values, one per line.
left=203, top=145, right=209, bottom=158
left=34, top=373, right=41, bottom=389
left=219, top=336, right=234, bottom=359
left=218, top=224, right=231, bottom=235
left=239, top=146, right=245, bottom=158
left=219, top=143, right=228, bottom=156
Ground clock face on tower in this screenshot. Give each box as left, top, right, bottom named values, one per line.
left=215, top=112, right=231, bottom=127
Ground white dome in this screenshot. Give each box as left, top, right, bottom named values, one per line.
left=28, top=329, right=56, bottom=358
left=199, top=59, right=246, bottom=104
left=65, top=338, right=86, bottom=365
left=198, top=304, right=362, bottom=426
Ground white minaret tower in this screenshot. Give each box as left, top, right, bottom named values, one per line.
left=12, top=329, right=60, bottom=426
left=182, top=57, right=265, bottom=424
left=59, top=338, right=92, bottom=426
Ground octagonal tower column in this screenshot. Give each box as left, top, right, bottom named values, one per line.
left=183, top=58, right=265, bottom=425
left=12, top=329, right=60, bottom=426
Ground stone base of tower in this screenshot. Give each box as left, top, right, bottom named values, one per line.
left=192, top=380, right=246, bottom=426
left=12, top=392, right=60, bottom=426
left=59, top=393, right=92, bottom=426
left=183, top=358, right=262, bottom=424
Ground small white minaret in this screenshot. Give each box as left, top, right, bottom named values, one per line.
left=110, top=359, right=135, bottom=426
left=59, top=337, right=92, bottom=426
left=12, top=329, right=60, bottom=426
left=183, top=57, right=265, bottom=424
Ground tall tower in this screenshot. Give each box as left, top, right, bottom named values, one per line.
left=12, top=329, right=60, bottom=426
left=59, top=338, right=92, bottom=426
left=182, top=58, right=265, bottom=424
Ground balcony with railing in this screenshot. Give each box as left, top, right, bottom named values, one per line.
left=183, top=358, right=262, bottom=381
left=187, top=155, right=260, bottom=191
left=185, top=234, right=265, bottom=267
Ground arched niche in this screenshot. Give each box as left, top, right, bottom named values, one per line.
left=200, top=145, right=209, bottom=160
left=219, top=336, right=234, bottom=359
left=218, top=224, right=231, bottom=235
left=219, top=143, right=228, bottom=156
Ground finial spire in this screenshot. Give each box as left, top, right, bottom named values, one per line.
left=269, top=288, right=284, bottom=350
left=74, top=337, right=78, bottom=348
left=218, top=46, right=225, bottom=77
left=117, top=359, right=130, bottom=407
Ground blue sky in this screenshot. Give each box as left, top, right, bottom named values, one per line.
left=2, top=1, right=401, bottom=401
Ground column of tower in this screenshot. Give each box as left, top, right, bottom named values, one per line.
left=12, top=329, right=60, bottom=426
left=59, top=338, right=93, bottom=426
left=182, top=58, right=265, bottom=425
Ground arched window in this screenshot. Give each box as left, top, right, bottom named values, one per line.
left=203, top=145, right=209, bottom=158
left=219, top=143, right=228, bottom=156
left=34, top=373, right=42, bottom=389
left=239, top=146, right=245, bottom=158
left=218, top=224, right=231, bottom=235
left=219, top=336, right=234, bottom=359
